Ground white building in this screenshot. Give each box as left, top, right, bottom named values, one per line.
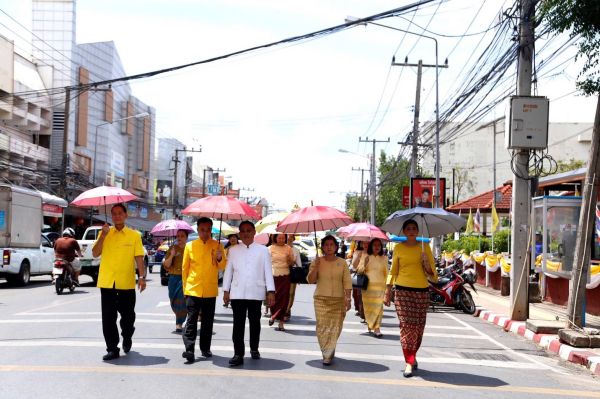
left=421, top=120, right=593, bottom=203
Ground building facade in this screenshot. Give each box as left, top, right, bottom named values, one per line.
left=421, top=121, right=593, bottom=204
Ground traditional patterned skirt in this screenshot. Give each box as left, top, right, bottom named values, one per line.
left=168, top=274, right=187, bottom=325
left=314, top=295, right=346, bottom=361
left=361, top=280, right=386, bottom=330
left=394, top=287, right=429, bottom=365
left=270, top=275, right=290, bottom=321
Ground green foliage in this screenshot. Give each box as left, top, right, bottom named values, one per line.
left=442, top=229, right=511, bottom=254
left=540, top=0, right=600, bottom=95
left=374, top=151, right=411, bottom=226
left=556, top=158, right=586, bottom=173
left=344, top=194, right=361, bottom=222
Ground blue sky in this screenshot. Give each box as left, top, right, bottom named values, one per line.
left=0, top=0, right=595, bottom=211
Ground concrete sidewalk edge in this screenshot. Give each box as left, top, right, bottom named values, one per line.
left=474, top=308, right=600, bottom=376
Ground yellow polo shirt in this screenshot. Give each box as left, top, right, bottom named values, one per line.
left=182, top=238, right=226, bottom=298
left=95, top=226, right=144, bottom=290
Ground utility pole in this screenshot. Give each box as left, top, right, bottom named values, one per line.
left=172, top=147, right=202, bottom=216
left=359, top=137, right=390, bottom=225
left=352, top=167, right=368, bottom=221
left=510, top=0, right=535, bottom=321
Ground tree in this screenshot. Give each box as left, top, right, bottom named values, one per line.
left=556, top=158, right=585, bottom=173
left=344, top=193, right=361, bottom=222
left=541, top=0, right=600, bottom=327
left=374, top=151, right=411, bottom=226
left=453, top=167, right=476, bottom=203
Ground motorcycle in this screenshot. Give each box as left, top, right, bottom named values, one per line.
left=53, top=258, right=76, bottom=295
left=429, top=262, right=477, bottom=314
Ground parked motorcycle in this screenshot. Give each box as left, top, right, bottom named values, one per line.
left=53, top=258, right=76, bottom=295
left=429, top=262, right=477, bottom=314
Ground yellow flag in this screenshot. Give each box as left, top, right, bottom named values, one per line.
left=492, top=205, right=500, bottom=232
left=465, top=208, right=474, bottom=235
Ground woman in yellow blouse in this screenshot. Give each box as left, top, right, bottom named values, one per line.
left=307, top=235, right=352, bottom=366
left=384, top=219, right=437, bottom=378
left=356, top=238, right=388, bottom=338
left=269, top=234, right=295, bottom=331
left=162, top=229, right=189, bottom=333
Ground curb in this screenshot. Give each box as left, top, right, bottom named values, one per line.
left=474, top=307, right=600, bottom=376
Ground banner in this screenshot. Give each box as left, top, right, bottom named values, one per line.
left=410, top=178, right=446, bottom=209
left=156, top=179, right=172, bottom=205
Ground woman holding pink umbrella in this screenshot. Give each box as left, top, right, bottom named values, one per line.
left=162, top=229, right=189, bottom=333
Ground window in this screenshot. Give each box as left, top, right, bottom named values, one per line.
left=72, top=153, right=91, bottom=174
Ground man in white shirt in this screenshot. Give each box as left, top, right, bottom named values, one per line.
left=223, top=221, right=275, bottom=367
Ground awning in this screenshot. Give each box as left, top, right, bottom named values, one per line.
left=39, top=191, right=68, bottom=207
left=92, top=215, right=158, bottom=232
left=39, top=191, right=68, bottom=217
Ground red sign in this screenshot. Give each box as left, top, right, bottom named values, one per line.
left=43, top=203, right=64, bottom=217
left=402, top=186, right=410, bottom=208
left=410, top=178, right=446, bottom=209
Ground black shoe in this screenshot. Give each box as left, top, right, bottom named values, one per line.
left=250, top=350, right=261, bottom=360
left=413, top=361, right=418, bottom=370
left=201, top=350, right=212, bottom=358
left=123, top=338, right=132, bottom=353
left=182, top=351, right=195, bottom=363
left=229, top=355, right=244, bottom=367
left=102, top=351, right=119, bottom=361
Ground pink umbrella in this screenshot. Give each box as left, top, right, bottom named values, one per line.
left=150, top=219, right=194, bottom=237
left=182, top=195, right=260, bottom=241
left=342, top=222, right=389, bottom=242
left=277, top=205, right=353, bottom=248
left=71, top=186, right=138, bottom=223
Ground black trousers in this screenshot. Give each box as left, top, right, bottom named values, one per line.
left=231, top=299, right=262, bottom=356
left=100, top=288, right=136, bottom=353
left=183, top=296, right=216, bottom=353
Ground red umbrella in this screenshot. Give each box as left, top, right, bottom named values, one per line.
left=182, top=195, right=260, bottom=241
left=71, top=186, right=138, bottom=223
left=341, top=222, right=389, bottom=242
left=277, top=205, right=353, bottom=248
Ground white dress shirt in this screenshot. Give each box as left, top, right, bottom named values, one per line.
left=222, top=242, right=276, bottom=300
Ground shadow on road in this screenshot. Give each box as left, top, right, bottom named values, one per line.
left=210, top=355, right=294, bottom=371
left=282, top=329, right=316, bottom=337
left=416, top=369, right=508, bottom=387
left=306, top=358, right=389, bottom=373
left=105, top=351, right=169, bottom=366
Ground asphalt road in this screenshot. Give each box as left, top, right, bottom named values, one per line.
left=1, top=273, right=599, bottom=399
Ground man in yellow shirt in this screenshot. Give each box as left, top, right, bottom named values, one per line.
left=92, top=204, right=146, bottom=361
left=181, top=217, right=226, bottom=363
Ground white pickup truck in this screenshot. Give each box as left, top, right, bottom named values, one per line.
left=78, top=225, right=149, bottom=283
left=0, top=185, right=55, bottom=286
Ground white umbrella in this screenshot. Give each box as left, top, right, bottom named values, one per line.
left=381, top=207, right=466, bottom=238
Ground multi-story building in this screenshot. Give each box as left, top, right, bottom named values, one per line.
left=421, top=121, right=593, bottom=203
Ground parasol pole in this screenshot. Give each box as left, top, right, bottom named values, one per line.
left=218, top=213, right=223, bottom=243
left=104, top=196, right=108, bottom=224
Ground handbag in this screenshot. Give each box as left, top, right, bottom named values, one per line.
left=352, top=272, right=369, bottom=290
left=290, top=267, right=306, bottom=284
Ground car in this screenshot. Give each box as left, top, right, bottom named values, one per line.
left=293, top=240, right=317, bottom=262
left=42, top=231, right=60, bottom=245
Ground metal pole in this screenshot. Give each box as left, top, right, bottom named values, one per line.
left=93, top=124, right=101, bottom=185
left=371, top=140, right=376, bottom=225
left=411, top=61, right=423, bottom=178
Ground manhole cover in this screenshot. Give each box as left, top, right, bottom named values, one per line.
left=459, top=352, right=512, bottom=361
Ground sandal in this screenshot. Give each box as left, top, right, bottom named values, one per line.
left=374, top=333, right=383, bottom=338
left=268, top=318, right=275, bottom=326
left=275, top=326, right=286, bottom=331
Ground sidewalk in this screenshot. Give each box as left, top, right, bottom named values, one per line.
left=472, top=284, right=600, bottom=376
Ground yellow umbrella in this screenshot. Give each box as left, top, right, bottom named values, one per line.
left=255, top=212, right=290, bottom=233
left=210, top=219, right=239, bottom=235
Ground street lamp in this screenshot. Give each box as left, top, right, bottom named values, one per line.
left=345, top=17, right=442, bottom=209
left=92, top=112, right=149, bottom=185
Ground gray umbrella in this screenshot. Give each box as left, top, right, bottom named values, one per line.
left=381, top=207, right=466, bottom=237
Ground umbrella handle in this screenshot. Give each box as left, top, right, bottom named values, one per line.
left=104, top=196, right=108, bottom=225
left=218, top=214, right=223, bottom=243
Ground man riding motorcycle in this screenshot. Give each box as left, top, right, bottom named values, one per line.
left=53, top=228, right=83, bottom=284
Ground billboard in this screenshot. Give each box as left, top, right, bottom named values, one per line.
left=410, top=178, right=446, bottom=209
left=156, top=179, right=172, bottom=205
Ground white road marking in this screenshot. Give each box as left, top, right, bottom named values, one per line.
left=443, top=312, right=568, bottom=375
left=156, top=301, right=170, bottom=308
left=14, top=294, right=100, bottom=315
left=0, top=340, right=544, bottom=370
left=0, top=318, right=481, bottom=339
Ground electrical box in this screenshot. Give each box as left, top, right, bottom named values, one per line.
left=505, top=96, right=549, bottom=150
